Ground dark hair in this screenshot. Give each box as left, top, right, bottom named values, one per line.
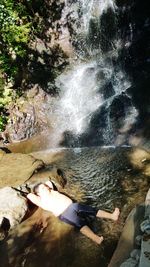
left=57, top=168, right=67, bottom=187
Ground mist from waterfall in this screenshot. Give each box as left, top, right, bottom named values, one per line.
left=49, top=0, right=138, bottom=147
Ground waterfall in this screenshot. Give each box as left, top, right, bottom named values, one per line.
left=80, top=0, right=117, bottom=31
left=55, top=62, right=103, bottom=135
left=50, top=0, right=138, bottom=147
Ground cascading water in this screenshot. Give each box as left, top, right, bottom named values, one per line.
left=80, top=0, right=117, bottom=31
left=50, top=0, right=138, bottom=147
left=55, top=62, right=103, bottom=135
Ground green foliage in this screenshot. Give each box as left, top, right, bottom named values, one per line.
left=0, top=75, right=4, bottom=96
left=0, top=114, right=7, bottom=131
left=3, top=23, right=31, bottom=45
left=0, top=70, right=15, bottom=131
left=0, top=1, right=31, bottom=47
left=0, top=86, right=15, bottom=131
left=0, top=88, right=14, bottom=108
left=0, top=54, right=19, bottom=81
left=0, top=0, right=32, bottom=80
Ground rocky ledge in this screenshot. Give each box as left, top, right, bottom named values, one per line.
left=109, top=188, right=150, bottom=267
left=0, top=148, right=66, bottom=241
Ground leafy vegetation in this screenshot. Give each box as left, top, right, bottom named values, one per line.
left=0, top=0, right=32, bottom=81
left=0, top=0, right=33, bottom=131
left=0, top=114, right=7, bottom=131
left=0, top=71, right=15, bottom=131
left=0, top=0, right=67, bottom=133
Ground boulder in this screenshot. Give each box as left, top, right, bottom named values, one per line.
left=108, top=204, right=145, bottom=267
left=0, top=187, right=28, bottom=240
left=0, top=149, right=44, bottom=187
left=139, top=188, right=150, bottom=267
left=109, top=188, right=150, bottom=267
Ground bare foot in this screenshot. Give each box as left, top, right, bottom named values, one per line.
left=96, top=235, right=104, bottom=245
left=111, top=208, right=120, bottom=221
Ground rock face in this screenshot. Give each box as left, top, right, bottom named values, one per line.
left=0, top=187, right=28, bottom=240
left=4, top=87, right=54, bottom=142
left=0, top=149, right=44, bottom=187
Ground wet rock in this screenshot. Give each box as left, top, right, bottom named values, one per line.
left=0, top=149, right=44, bottom=187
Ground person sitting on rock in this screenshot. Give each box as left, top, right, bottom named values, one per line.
left=27, top=181, right=120, bottom=245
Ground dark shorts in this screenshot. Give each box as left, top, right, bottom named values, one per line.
left=58, top=203, right=98, bottom=229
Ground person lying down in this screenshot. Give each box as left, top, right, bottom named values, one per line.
left=27, top=180, right=120, bottom=245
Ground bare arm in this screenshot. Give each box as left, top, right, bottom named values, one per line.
left=27, top=193, right=41, bottom=207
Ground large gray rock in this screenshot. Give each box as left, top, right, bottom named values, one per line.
left=109, top=188, right=150, bottom=267
left=108, top=204, right=145, bottom=267
left=139, top=189, right=150, bottom=267
left=0, top=187, right=28, bottom=240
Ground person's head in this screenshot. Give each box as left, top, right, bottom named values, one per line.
left=33, top=183, right=51, bottom=197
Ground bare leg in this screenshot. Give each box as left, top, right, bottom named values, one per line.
left=96, top=208, right=120, bottom=221
left=80, top=225, right=104, bottom=245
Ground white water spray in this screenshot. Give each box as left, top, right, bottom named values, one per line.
left=80, top=0, right=117, bottom=31
left=48, top=0, right=138, bottom=147
left=54, top=62, right=103, bottom=135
